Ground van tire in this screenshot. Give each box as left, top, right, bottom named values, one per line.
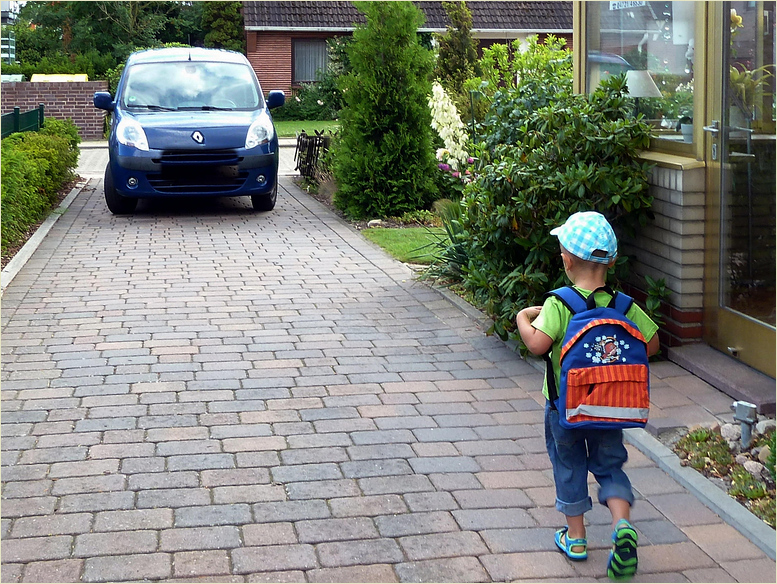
left=251, top=182, right=277, bottom=212
left=104, top=166, right=138, bottom=214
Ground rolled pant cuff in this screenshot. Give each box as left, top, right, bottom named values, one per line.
left=556, top=495, right=593, bottom=517
left=597, top=484, right=634, bottom=507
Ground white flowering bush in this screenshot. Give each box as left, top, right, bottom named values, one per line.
left=429, top=82, right=468, bottom=170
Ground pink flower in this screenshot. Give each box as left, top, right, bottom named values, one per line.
left=438, top=163, right=450, bottom=171
left=452, top=171, right=460, bottom=178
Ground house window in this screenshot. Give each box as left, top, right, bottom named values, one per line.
left=586, top=1, right=697, bottom=144
left=293, top=39, right=328, bottom=84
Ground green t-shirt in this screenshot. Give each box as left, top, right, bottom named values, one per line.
left=532, top=286, right=659, bottom=400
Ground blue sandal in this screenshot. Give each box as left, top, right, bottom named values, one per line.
left=607, top=519, right=638, bottom=581
left=554, top=526, right=588, bottom=561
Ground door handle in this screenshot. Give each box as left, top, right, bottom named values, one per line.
left=703, top=120, right=720, bottom=136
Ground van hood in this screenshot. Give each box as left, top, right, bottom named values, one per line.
left=130, top=110, right=267, bottom=150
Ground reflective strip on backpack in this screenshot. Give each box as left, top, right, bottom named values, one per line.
left=566, top=404, right=649, bottom=420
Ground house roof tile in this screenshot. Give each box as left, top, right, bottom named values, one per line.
left=242, top=1, right=572, bottom=32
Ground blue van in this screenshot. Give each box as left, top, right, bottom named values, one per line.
left=94, top=47, right=285, bottom=214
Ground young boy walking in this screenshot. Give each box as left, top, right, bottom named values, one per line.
left=516, top=211, right=659, bottom=581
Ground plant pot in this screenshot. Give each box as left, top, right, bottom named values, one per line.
left=680, top=123, right=694, bottom=143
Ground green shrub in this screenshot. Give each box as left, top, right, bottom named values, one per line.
left=729, top=465, right=768, bottom=500
left=332, top=1, right=439, bottom=219
left=1, top=118, right=80, bottom=257
left=450, top=72, right=653, bottom=341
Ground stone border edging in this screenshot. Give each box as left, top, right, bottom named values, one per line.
left=624, top=428, right=776, bottom=560
left=0, top=179, right=87, bottom=296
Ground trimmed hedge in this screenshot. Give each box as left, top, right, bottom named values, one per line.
left=1, top=118, right=81, bottom=258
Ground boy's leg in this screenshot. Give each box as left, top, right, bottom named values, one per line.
left=544, top=404, right=592, bottom=553
left=587, top=430, right=638, bottom=580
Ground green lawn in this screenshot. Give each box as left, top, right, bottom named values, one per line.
left=274, top=120, right=339, bottom=138
left=361, top=227, right=445, bottom=265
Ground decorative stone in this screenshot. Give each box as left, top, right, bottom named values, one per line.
left=735, top=454, right=749, bottom=465
left=758, top=445, right=772, bottom=465
left=720, top=423, right=741, bottom=441
left=367, top=219, right=383, bottom=228
left=755, top=419, right=776, bottom=435
left=743, top=460, right=764, bottom=477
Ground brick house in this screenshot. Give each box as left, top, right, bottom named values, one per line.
left=242, top=1, right=573, bottom=96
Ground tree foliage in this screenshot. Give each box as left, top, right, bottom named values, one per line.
left=333, top=1, right=439, bottom=219
left=434, top=2, right=480, bottom=103
left=8, top=1, right=207, bottom=79
left=202, top=1, right=245, bottom=53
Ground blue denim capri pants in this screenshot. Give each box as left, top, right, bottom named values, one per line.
left=544, top=403, right=635, bottom=517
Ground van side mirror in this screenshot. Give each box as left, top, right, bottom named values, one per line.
left=93, top=92, right=115, bottom=112
left=266, top=90, right=285, bottom=110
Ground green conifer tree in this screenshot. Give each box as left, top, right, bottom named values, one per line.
left=333, top=1, right=439, bottom=219
left=202, top=1, right=245, bottom=53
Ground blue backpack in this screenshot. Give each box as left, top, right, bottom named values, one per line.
left=542, top=286, right=650, bottom=430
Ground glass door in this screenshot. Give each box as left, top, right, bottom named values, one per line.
left=705, top=1, right=776, bottom=377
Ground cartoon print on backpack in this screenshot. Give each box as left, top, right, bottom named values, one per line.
left=586, top=335, right=629, bottom=364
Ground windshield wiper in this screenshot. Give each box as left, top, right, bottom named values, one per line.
left=129, top=104, right=177, bottom=111
left=177, top=105, right=234, bottom=111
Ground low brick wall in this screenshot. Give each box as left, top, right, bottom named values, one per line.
left=1, top=81, right=108, bottom=140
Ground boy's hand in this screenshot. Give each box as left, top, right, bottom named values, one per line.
left=517, top=306, right=543, bottom=324
left=516, top=305, right=553, bottom=356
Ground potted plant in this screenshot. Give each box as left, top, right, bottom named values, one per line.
left=673, top=81, right=694, bottom=142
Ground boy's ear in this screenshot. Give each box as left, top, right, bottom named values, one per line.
left=607, top=256, right=617, bottom=268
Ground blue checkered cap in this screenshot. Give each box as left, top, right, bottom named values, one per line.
left=550, top=211, right=618, bottom=264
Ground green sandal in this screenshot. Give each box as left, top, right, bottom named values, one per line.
left=607, top=519, right=638, bottom=581
left=554, top=526, right=588, bottom=561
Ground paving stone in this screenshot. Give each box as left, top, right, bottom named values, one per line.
left=173, top=550, right=231, bottom=578
left=232, top=544, right=318, bottom=574
left=212, top=484, right=286, bottom=504
left=296, top=517, right=379, bottom=543
left=398, top=531, right=488, bottom=561
left=137, top=488, right=211, bottom=508
left=174, top=504, right=252, bottom=527
left=428, top=472, right=482, bottom=491
left=408, top=456, right=480, bottom=474
left=74, top=530, right=158, bottom=557
left=395, top=557, right=488, bottom=583
left=358, top=475, right=434, bottom=495
left=307, top=564, right=398, bottom=583
left=719, top=558, right=777, bottom=583
left=345, top=444, right=415, bottom=461
left=480, top=527, right=558, bottom=553
left=375, top=510, right=458, bottom=537
left=161, top=526, right=241, bottom=551
left=242, top=522, right=297, bottom=547
left=246, top=571, right=304, bottom=583
left=1, top=563, right=22, bottom=583
left=340, top=459, right=413, bottom=478
left=453, top=488, right=533, bottom=509
left=403, top=491, right=459, bottom=512
left=329, top=494, right=408, bottom=518
left=317, top=538, right=403, bottom=567
left=270, top=462, right=342, bottom=483
left=253, top=500, right=331, bottom=523
left=20, top=558, right=83, bottom=582
left=452, top=508, right=535, bottom=530
left=2, top=479, right=52, bottom=498
left=58, top=491, right=135, bottom=513
left=682, top=524, right=765, bottom=562
left=480, top=550, right=576, bottom=581
left=167, top=454, right=235, bottom=471
left=11, top=513, right=93, bottom=538
left=49, top=459, right=119, bottom=478
left=128, top=471, right=199, bottom=490
left=200, top=468, right=271, bottom=487
left=94, top=508, right=174, bottom=531
left=1, top=535, right=73, bottom=563
left=51, top=474, right=126, bottom=495
left=286, top=478, right=360, bottom=500
left=82, top=552, right=171, bottom=582
left=647, top=493, right=722, bottom=526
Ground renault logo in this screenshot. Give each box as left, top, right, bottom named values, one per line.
left=191, top=131, right=204, bottom=144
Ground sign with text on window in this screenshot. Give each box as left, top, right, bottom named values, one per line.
left=609, top=1, right=646, bottom=10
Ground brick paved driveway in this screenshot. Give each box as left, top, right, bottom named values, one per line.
left=2, top=178, right=774, bottom=582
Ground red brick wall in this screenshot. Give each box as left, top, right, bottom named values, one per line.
left=248, top=31, right=293, bottom=95
left=1, top=81, right=109, bottom=140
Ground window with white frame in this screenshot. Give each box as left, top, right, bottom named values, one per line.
left=293, top=39, right=328, bottom=84
left=586, top=1, right=697, bottom=143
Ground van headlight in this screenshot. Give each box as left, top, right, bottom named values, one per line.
left=245, top=112, right=275, bottom=149
left=116, top=117, right=149, bottom=151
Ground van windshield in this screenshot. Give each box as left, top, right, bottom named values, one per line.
left=121, top=61, right=263, bottom=111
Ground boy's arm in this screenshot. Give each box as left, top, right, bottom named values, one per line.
left=646, top=332, right=660, bottom=357
left=516, top=306, right=554, bottom=356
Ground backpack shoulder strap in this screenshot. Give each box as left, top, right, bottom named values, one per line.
left=543, top=286, right=587, bottom=315
left=613, top=291, right=634, bottom=315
